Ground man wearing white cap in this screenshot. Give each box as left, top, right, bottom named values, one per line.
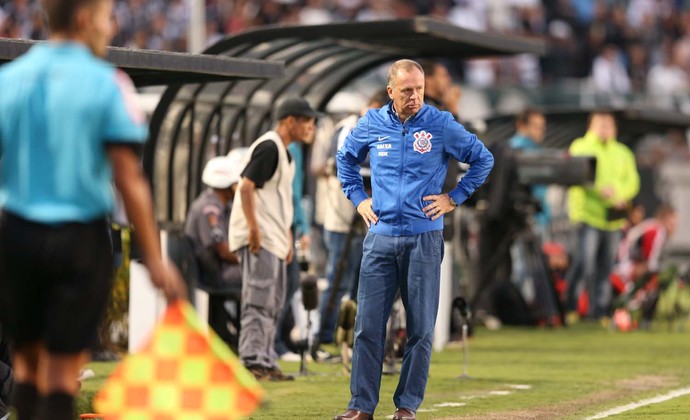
left=185, top=156, right=242, bottom=291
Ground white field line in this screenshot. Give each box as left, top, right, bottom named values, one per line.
left=586, top=387, right=690, bottom=419
left=434, top=402, right=466, bottom=407
left=410, top=384, right=530, bottom=417
left=507, top=384, right=532, bottom=390
left=489, top=390, right=512, bottom=396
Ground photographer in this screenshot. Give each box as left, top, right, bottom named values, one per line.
left=565, top=112, right=640, bottom=323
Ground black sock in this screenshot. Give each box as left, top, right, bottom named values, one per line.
left=10, top=382, right=38, bottom=420
left=35, top=392, right=74, bottom=420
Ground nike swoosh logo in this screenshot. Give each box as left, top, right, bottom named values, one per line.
left=377, top=136, right=390, bottom=141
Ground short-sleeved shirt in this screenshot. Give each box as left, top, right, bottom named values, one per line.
left=0, top=43, right=148, bottom=223
left=241, top=141, right=292, bottom=188
left=184, top=189, right=234, bottom=285
left=184, top=189, right=230, bottom=252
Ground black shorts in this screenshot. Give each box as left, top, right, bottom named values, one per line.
left=0, top=212, right=113, bottom=353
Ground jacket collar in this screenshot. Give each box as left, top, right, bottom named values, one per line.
left=384, top=102, right=426, bottom=125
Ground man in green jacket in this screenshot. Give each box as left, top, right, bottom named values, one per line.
left=565, top=111, right=640, bottom=321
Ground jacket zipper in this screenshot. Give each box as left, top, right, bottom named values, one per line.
left=398, top=117, right=410, bottom=230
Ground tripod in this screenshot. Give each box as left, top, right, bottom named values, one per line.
left=473, top=196, right=564, bottom=327
left=452, top=297, right=473, bottom=379
left=382, top=293, right=405, bottom=375
left=298, top=274, right=319, bottom=376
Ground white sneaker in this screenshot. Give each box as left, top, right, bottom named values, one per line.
left=279, top=351, right=302, bottom=362
left=314, top=349, right=332, bottom=360
left=77, top=368, right=95, bottom=382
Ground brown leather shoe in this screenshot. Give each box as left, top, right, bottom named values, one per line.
left=265, top=367, right=295, bottom=381
left=246, top=366, right=268, bottom=381
left=393, top=408, right=415, bottom=420
left=333, top=409, right=373, bottom=420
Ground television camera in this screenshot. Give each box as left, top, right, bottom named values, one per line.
left=471, top=147, right=596, bottom=326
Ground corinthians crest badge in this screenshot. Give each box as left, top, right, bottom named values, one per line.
left=413, top=130, right=432, bottom=154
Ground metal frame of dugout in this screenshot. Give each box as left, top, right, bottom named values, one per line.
left=147, top=16, right=547, bottom=224
left=0, top=38, right=285, bottom=86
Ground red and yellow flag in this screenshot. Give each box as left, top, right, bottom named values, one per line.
left=94, top=301, right=263, bottom=420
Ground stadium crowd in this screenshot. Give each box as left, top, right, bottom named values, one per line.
left=3, top=0, right=690, bottom=95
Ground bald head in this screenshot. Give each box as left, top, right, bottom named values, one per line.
left=387, top=59, right=424, bottom=88
left=387, top=59, right=425, bottom=121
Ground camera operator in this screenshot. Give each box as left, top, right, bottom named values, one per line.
left=508, top=109, right=549, bottom=237
left=507, top=109, right=550, bottom=314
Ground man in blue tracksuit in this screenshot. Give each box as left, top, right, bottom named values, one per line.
left=333, top=59, right=494, bottom=420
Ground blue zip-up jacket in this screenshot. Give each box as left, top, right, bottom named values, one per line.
left=336, top=102, right=494, bottom=236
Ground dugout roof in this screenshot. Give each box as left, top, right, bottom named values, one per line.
left=0, top=38, right=284, bottom=86
left=149, top=17, right=547, bottom=223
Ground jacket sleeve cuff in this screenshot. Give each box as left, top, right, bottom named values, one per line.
left=350, top=189, right=369, bottom=209
left=449, top=188, right=469, bottom=207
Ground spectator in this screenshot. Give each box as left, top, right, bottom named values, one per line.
left=357, top=0, right=395, bottom=21
left=591, top=44, right=631, bottom=95
left=333, top=59, right=493, bottom=420
left=542, top=19, right=578, bottom=81
left=147, top=12, right=170, bottom=50
left=28, top=8, right=47, bottom=40
left=299, top=0, right=333, bottom=25
left=627, top=42, right=649, bottom=92
left=254, top=0, right=288, bottom=26
left=0, top=1, right=186, bottom=419
left=565, top=112, right=640, bottom=324
left=3, top=0, right=32, bottom=38
left=229, top=97, right=318, bottom=382
left=448, top=0, right=488, bottom=31
left=627, top=0, right=665, bottom=29
left=571, top=0, right=596, bottom=25
left=646, top=42, right=690, bottom=106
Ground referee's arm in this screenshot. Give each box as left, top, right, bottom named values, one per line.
left=107, top=144, right=187, bottom=302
